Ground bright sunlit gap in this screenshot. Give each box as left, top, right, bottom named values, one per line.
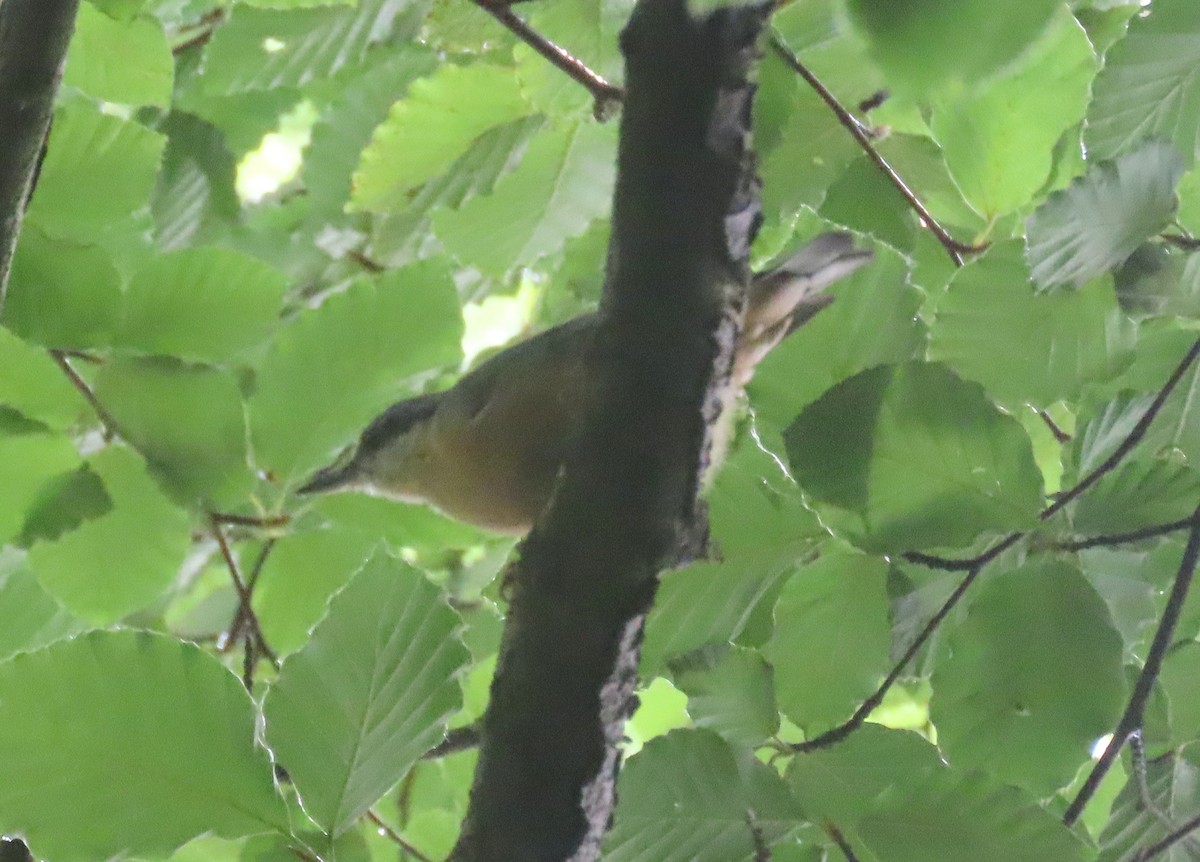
left=460, top=273, right=543, bottom=367
left=235, top=100, right=318, bottom=204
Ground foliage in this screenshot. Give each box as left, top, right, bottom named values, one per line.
left=1, top=0, right=1200, bottom=860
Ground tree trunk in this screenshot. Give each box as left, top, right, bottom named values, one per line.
left=449, top=0, right=772, bottom=859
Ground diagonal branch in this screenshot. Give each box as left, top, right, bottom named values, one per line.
left=473, top=0, right=624, bottom=117
left=768, top=34, right=988, bottom=268
left=798, top=336, right=1200, bottom=753
left=1063, top=505, right=1200, bottom=826
left=1044, top=336, right=1200, bottom=522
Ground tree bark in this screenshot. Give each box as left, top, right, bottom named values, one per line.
left=0, top=0, right=79, bottom=314
left=449, top=1, right=771, bottom=859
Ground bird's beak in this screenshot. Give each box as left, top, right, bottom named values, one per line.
left=296, top=460, right=357, bottom=495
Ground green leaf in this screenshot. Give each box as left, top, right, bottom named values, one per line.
left=18, top=467, right=113, bottom=546
left=432, top=119, right=616, bottom=275
left=784, top=362, right=1043, bottom=553
left=929, top=241, right=1134, bottom=407
left=787, top=725, right=944, bottom=828
left=856, top=771, right=1087, bottom=862
left=249, top=260, right=462, bottom=481
left=351, top=63, right=531, bottom=212
left=707, top=440, right=823, bottom=560
left=845, top=0, right=1060, bottom=97
left=63, top=5, right=173, bottom=106
left=749, top=244, right=923, bottom=431
left=606, top=729, right=802, bottom=862
left=1099, top=743, right=1200, bottom=861
left=152, top=113, right=241, bottom=251
left=1085, top=0, right=1200, bottom=166
left=200, top=0, right=423, bottom=95
left=931, top=9, right=1096, bottom=218
left=1114, top=243, right=1200, bottom=318
left=263, top=552, right=468, bottom=835
left=0, top=550, right=84, bottom=663
left=25, top=98, right=165, bottom=242
left=1072, top=457, right=1200, bottom=535
left=303, top=46, right=439, bottom=213
left=2, top=225, right=123, bottom=349
left=673, top=646, right=779, bottom=750
left=0, top=328, right=83, bottom=429
left=95, top=359, right=253, bottom=507
left=0, top=631, right=287, bottom=862
left=29, top=446, right=191, bottom=624
left=368, top=114, right=545, bottom=264
left=0, top=431, right=81, bottom=545
left=1026, top=141, right=1187, bottom=290
left=1161, top=641, right=1200, bottom=745
left=642, top=554, right=792, bottom=677
left=117, top=248, right=287, bottom=363
left=931, top=559, right=1125, bottom=794
left=251, top=529, right=378, bottom=655
left=763, top=552, right=889, bottom=734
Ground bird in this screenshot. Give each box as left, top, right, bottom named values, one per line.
left=297, top=232, right=872, bottom=533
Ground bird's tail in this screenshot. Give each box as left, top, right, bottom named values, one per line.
left=733, top=232, right=873, bottom=386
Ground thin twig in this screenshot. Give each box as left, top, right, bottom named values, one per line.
left=823, top=821, right=861, bottom=862
left=473, top=0, right=623, bottom=116
left=746, top=810, right=770, bottom=862
left=768, top=34, right=988, bottom=267
left=210, top=511, right=291, bottom=529
left=793, top=535, right=1022, bottom=752
left=423, top=723, right=482, bottom=759
left=1162, top=233, right=1200, bottom=252
left=1035, top=407, right=1071, bottom=444
left=171, top=7, right=225, bottom=55
left=365, top=810, right=433, bottom=862
left=1044, top=336, right=1200, bottom=522
left=1135, top=809, right=1200, bottom=862
left=814, top=337, right=1200, bottom=753
left=1063, top=506, right=1200, bottom=826
left=210, top=515, right=279, bottom=671
left=1129, top=731, right=1177, bottom=831
left=224, top=538, right=277, bottom=651
left=902, top=532, right=1023, bottom=573
left=345, top=248, right=385, bottom=274
left=48, top=349, right=123, bottom=437
left=1054, top=517, right=1195, bottom=552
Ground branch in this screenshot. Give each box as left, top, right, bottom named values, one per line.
left=422, top=723, right=481, bottom=760
left=746, top=810, right=770, bottom=862
left=1162, top=232, right=1200, bottom=252
left=768, top=34, right=987, bottom=268
left=795, top=533, right=1021, bottom=752
left=473, top=0, right=623, bottom=117
left=804, top=334, right=1200, bottom=754
left=210, top=511, right=291, bottom=529
left=209, top=516, right=279, bottom=679
left=823, top=821, right=861, bottom=862
left=0, top=0, right=80, bottom=315
left=449, top=2, right=770, bottom=858
left=1063, top=506, right=1200, bottom=826
left=365, top=810, right=433, bottom=862
left=1035, top=407, right=1071, bottom=444
left=1054, top=517, right=1195, bottom=552
left=222, top=538, right=276, bottom=654
left=1043, top=335, right=1200, bottom=521
left=49, top=349, right=123, bottom=438
left=1135, top=809, right=1200, bottom=862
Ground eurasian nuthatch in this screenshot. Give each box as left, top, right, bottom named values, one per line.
left=298, top=233, right=872, bottom=531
